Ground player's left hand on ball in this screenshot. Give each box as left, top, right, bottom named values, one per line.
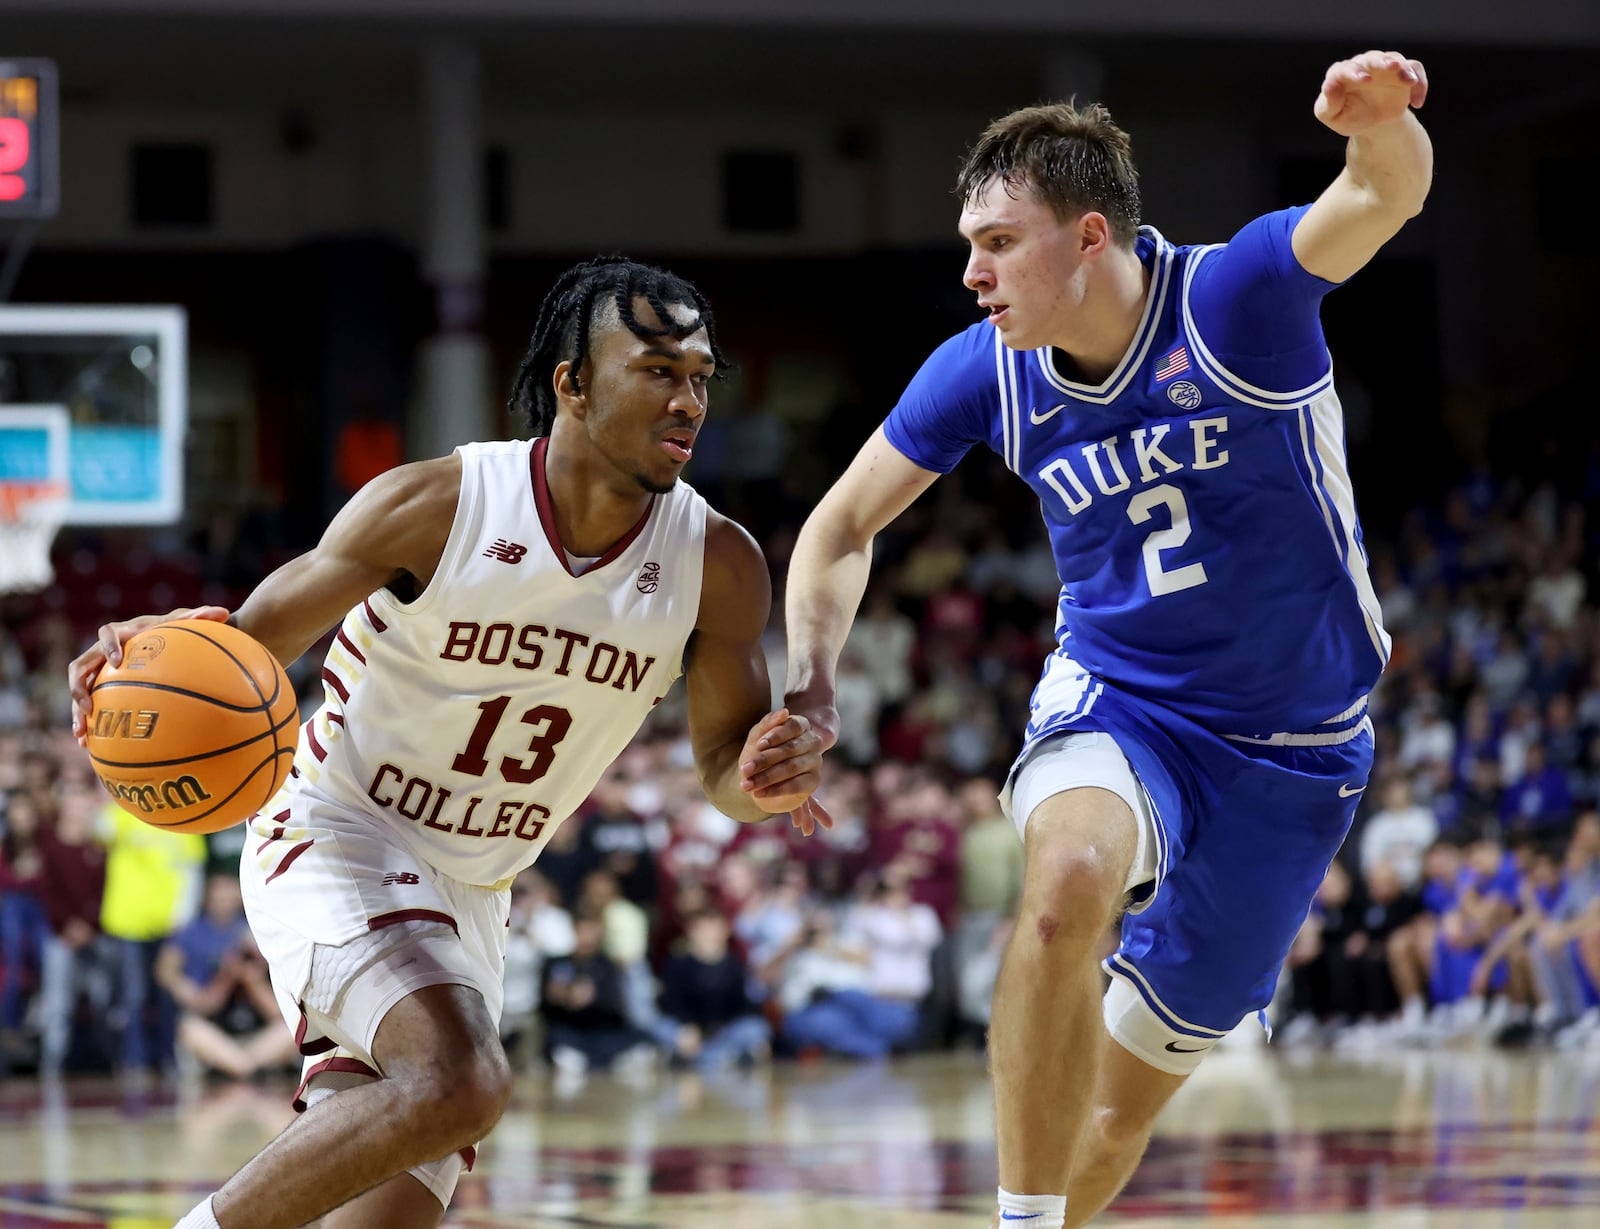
left=738, top=707, right=835, bottom=830
left=1315, top=50, right=1427, bottom=137
left=68, top=604, right=232, bottom=745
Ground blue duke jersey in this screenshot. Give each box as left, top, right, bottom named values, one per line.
left=885, top=207, right=1389, bottom=739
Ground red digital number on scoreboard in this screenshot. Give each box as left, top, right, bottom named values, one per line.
left=0, top=60, right=58, bottom=218
left=0, top=116, right=30, bottom=201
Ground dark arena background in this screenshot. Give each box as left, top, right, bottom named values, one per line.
left=2, top=2, right=1600, bottom=1226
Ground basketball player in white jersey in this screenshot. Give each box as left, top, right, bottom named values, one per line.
left=68, top=257, right=831, bottom=1229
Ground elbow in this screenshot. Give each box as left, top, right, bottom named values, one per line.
left=1397, top=146, right=1434, bottom=222
left=697, top=765, right=767, bottom=827
left=1398, top=171, right=1432, bottom=221
left=1370, top=165, right=1430, bottom=225
left=801, top=492, right=876, bottom=560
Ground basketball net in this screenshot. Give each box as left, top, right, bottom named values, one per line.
left=0, top=480, right=67, bottom=594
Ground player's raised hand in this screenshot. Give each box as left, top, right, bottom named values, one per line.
left=68, top=605, right=230, bottom=743
left=738, top=706, right=835, bottom=834
left=1315, top=50, right=1428, bottom=138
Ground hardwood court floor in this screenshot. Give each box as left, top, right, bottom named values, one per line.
left=3, top=1043, right=1600, bottom=1227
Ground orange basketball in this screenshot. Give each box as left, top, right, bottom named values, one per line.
left=86, top=619, right=299, bottom=834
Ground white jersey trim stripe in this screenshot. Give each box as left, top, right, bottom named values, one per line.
left=1307, top=395, right=1391, bottom=665
left=1296, top=407, right=1343, bottom=552
left=1180, top=246, right=1336, bottom=410
left=994, top=330, right=1014, bottom=475
left=1322, top=695, right=1369, bottom=725
left=1225, top=714, right=1374, bottom=748
left=1006, top=347, right=1023, bottom=474
left=1103, top=954, right=1230, bottom=1038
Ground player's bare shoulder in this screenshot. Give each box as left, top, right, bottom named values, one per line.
left=696, top=508, right=772, bottom=640
left=328, top=452, right=464, bottom=593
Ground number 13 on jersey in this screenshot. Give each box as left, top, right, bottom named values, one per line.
left=452, top=695, right=573, bottom=783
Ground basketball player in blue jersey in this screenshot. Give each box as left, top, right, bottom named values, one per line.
left=744, top=49, right=1432, bottom=1228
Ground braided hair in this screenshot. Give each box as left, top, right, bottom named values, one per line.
left=509, top=256, right=727, bottom=437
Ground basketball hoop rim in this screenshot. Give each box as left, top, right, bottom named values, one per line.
left=0, top=479, right=70, bottom=522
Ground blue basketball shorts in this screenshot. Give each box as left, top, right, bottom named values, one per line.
left=1004, top=674, right=1372, bottom=1074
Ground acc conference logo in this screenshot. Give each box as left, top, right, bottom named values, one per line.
left=1166, top=381, right=1203, bottom=409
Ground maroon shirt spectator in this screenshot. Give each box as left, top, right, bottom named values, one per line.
left=724, top=813, right=825, bottom=879
left=867, top=778, right=963, bottom=929
left=37, top=793, right=107, bottom=940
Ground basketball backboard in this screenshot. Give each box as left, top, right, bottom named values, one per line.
left=0, top=305, right=186, bottom=524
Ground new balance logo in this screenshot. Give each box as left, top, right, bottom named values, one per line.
left=381, top=872, right=421, bottom=886
left=482, top=539, right=527, bottom=564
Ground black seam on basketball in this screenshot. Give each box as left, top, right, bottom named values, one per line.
left=86, top=701, right=299, bottom=770
left=167, top=621, right=283, bottom=764
left=138, top=747, right=295, bottom=828
left=90, top=679, right=273, bottom=714
left=170, top=623, right=285, bottom=774
left=166, top=623, right=276, bottom=707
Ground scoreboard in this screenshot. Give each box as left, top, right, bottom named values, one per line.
left=0, top=58, right=59, bottom=220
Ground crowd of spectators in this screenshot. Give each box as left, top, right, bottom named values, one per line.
left=3, top=429, right=1600, bottom=1083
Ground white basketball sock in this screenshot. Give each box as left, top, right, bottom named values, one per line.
left=997, top=1187, right=1067, bottom=1228
left=173, top=1194, right=222, bottom=1229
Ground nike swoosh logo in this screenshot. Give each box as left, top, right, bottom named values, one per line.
left=1028, top=403, right=1070, bottom=425
left=1000, top=1216, right=1043, bottom=1222
left=1164, top=1040, right=1210, bottom=1054
left=1338, top=783, right=1365, bottom=797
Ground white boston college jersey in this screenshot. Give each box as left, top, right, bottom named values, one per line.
left=285, top=437, right=706, bottom=888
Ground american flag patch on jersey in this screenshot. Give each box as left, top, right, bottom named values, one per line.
left=1155, top=346, right=1191, bottom=382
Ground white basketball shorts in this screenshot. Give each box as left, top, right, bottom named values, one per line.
left=1003, top=729, right=1162, bottom=901
left=239, top=785, right=511, bottom=1207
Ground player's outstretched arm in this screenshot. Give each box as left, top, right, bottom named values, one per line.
left=1292, top=50, right=1433, bottom=284
left=684, top=511, right=829, bottom=828
left=67, top=456, right=460, bottom=741
left=780, top=426, right=939, bottom=737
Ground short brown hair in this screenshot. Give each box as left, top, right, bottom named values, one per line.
left=956, top=101, right=1142, bottom=246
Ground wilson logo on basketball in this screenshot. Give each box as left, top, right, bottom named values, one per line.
left=97, top=773, right=213, bottom=815
left=91, top=709, right=161, bottom=740
left=482, top=539, right=527, bottom=564
left=381, top=872, right=421, bottom=886
left=637, top=561, right=661, bottom=593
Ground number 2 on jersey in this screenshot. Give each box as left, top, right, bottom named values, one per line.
left=451, top=695, right=573, bottom=783
left=1127, top=483, right=1209, bottom=597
